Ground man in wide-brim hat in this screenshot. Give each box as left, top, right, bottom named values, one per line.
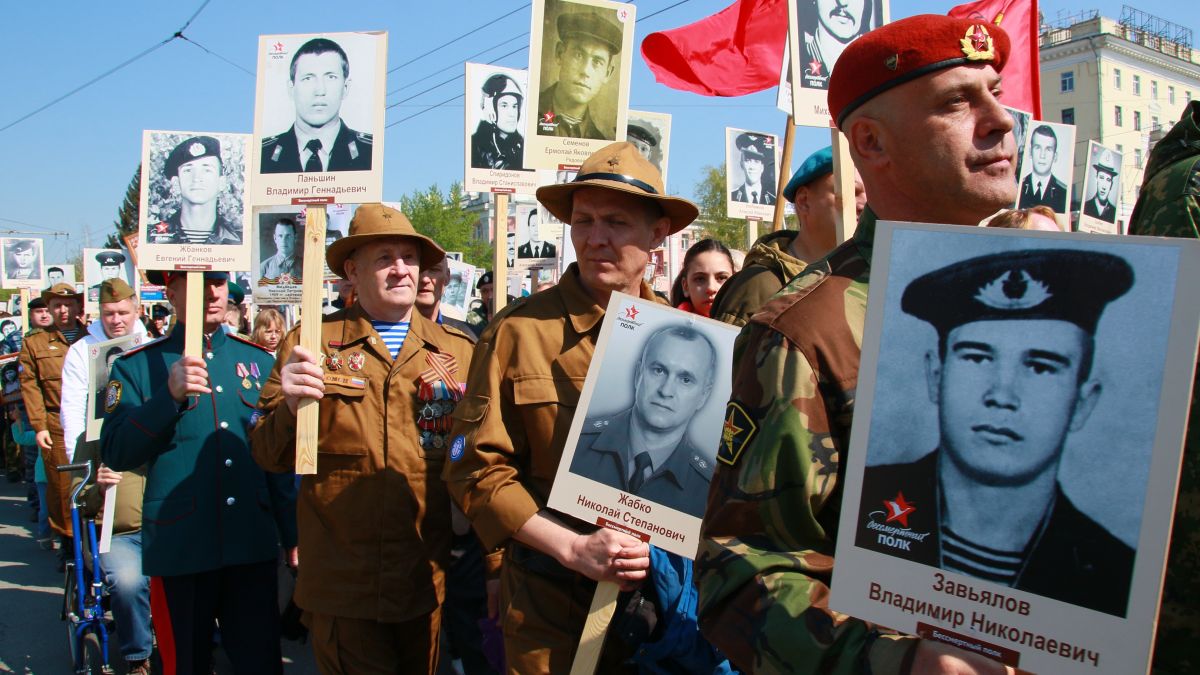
left=251, top=203, right=476, bottom=673
left=444, top=142, right=700, bottom=672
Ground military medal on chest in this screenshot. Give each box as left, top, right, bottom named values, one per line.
left=236, top=362, right=251, bottom=390
left=347, top=351, right=366, bottom=372
left=326, top=352, right=343, bottom=371
left=416, top=352, right=465, bottom=451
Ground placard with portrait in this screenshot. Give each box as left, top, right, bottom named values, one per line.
left=464, top=63, right=538, bottom=194
left=830, top=221, right=1200, bottom=674
left=525, top=0, right=636, bottom=169
left=547, top=293, right=740, bottom=558
left=1016, top=120, right=1076, bottom=221
left=137, top=130, right=252, bottom=271
left=626, top=110, right=671, bottom=186
left=250, top=206, right=308, bottom=304
left=251, top=32, right=388, bottom=205
left=0, top=237, right=45, bottom=290
left=1077, top=140, right=1123, bottom=235
left=724, top=127, right=781, bottom=221
left=788, top=0, right=887, bottom=126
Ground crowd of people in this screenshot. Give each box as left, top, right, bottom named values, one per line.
left=1, top=12, right=1197, bottom=675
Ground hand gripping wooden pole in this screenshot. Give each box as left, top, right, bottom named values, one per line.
left=772, top=115, right=798, bottom=232
left=295, top=204, right=328, bottom=475
left=831, top=123, right=858, bottom=243
left=493, top=192, right=509, bottom=316
left=569, top=580, right=621, bottom=675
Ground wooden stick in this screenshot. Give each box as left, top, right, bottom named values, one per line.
left=493, top=192, right=509, bottom=316
left=569, top=581, right=621, bottom=675
left=18, top=288, right=30, bottom=334
left=830, top=124, right=858, bottom=243
left=184, top=272, right=203, bottom=359
left=772, top=115, right=798, bottom=232
left=295, top=205, right=328, bottom=475
left=745, top=217, right=759, bottom=250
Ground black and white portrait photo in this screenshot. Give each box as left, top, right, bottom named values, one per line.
left=626, top=109, right=671, bottom=185
left=848, top=227, right=1187, bottom=620
left=787, top=0, right=887, bottom=124
left=463, top=63, right=538, bottom=194
left=516, top=204, right=556, bottom=260
left=251, top=206, right=306, bottom=305
left=725, top=128, right=779, bottom=220
left=0, top=238, right=44, bottom=288
left=1078, top=141, right=1122, bottom=234
left=84, top=249, right=130, bottom=306
left=253, top=31, right=387, bottom=204
left=1005, top=106, right=1031, bottom=194
left=138, top=130, right=252, bottom=271
left=45, top=264, right=75, bottom=289
left=1017, top=121, right=1075, bottom=214
left=526, top=0, right=635, bottom=169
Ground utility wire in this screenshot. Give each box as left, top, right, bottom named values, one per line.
left=178, top=35, right=255, bottom=77
left=388, top=32, right=530, bottom=97
left=0, top=0, right=215, bottom=134
left=388, top=2, right=529, bottom=74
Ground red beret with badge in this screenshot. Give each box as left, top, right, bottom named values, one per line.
left=828, top=14, right=1011, bottom=128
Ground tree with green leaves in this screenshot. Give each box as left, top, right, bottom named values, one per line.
left=107, top=165, right=141, bottom=249
left=692, top=164, right=762, bottom=250
left=400, top=182, right=493, bottom=268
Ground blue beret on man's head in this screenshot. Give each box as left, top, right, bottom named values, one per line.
left=782, top=146, right=834, bottom=202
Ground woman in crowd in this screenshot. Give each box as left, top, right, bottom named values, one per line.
left=987, top=205, right=1062, bottom=231
left=250, top=308, right=285, bottom=353
left=670, top=239, right=735, bottom=318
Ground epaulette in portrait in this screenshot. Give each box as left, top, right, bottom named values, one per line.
left=690, top=452, right=713, bottom=478
left=356, top=131, right=373, bottom=145
left=261, top=134, right=281, bottom=148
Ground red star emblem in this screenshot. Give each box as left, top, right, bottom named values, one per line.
left=273, top=42, right=284, bottom=53
left=970, top=26, right=988, bottom=52
left=807, top=58, right=823, bottom=76
left=155, top=222, right=169, bottom=233
left=624, top=306, right=639, bottom=320
left=542, top=111, right=555, bottom=124
left=883, top=491, right=916, bottom=528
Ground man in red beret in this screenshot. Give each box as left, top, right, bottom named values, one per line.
left=699, top=14, right=1018, bottom=674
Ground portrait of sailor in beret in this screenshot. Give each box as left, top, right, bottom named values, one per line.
left=148, top=135, right=243, bottom=246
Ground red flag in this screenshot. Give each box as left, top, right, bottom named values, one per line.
left=641, top=0, right=788, bottom=97
left=949, top=0, right=1042, bottom=119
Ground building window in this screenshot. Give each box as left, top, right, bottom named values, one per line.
left=1169, top=86, right=1176, bottom=104
left=1133, top=75, right=1141, bottom=95
left=1061, top=108, right=1075, bottom=125
left=1135, top=148, right=1143, bottom=168
left=1116, top=144, right=1123, bottom=153
left=1152, top=115, right=1160, bottom=131
left=1134, top=111, right=1142, bottom=130
left=1061, top=71, right=1074, bottom=93
left=1152, top=81, right=1158, bottom=99
left=1113, top=68, right=1122, bottom=89
left=1115, top=106, right=1123, bottom=126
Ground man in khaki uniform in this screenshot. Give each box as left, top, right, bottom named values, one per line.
left=443, top=143, right=700, bottom=673
left=251, top=204, right=476, bottom=674
left=19, top=283, right=86, bottom=544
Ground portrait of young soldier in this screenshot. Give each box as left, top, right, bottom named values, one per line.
left=261, top=37, right=373, bottom=173
left=537, top=2, right=623, bottom=140
left=626, top=121, right=662, bottom=171
left=46, top=266, right=65, bottom=287
left=729, top=132, right=777, bottom=205
left=470, top=72, right=526, bottom=171
left=1083, top=148, right=1120, bottom=224
left=569, top=324, right=718, bottom=517
left=147, top=136, right=242, bottom=245
left=3, top=239, right=42, bottom=282
left=855, top=249, right=1136, bottom=617
left=259, top=217, right=302, bottom=280
left=87, top=251, right=127, bottom=303
left=700, top=15, right=1030, bottom=673
left=1018, top=124, right=1069, bottom=213
left=517, top=208, right=556, bottom=259
left=798, top=0, right=881, bottom=89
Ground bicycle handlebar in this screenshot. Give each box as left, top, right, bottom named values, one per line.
left=57, top=462, right=92, bottom=473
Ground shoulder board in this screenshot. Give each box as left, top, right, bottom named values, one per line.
left=119, top=335, right=168, bottom=358
left=583, top=417, right=609, bottom=431
left=261, top=134, right=281, bottom=147
left=229, top=333, right=274, bottom=354
left=356, top=131, right=373, bottom=145
left=24, top=327, right=44, bottom=337
left=439, top=322, right=475, bottom=343
left=690, top=452, right=713, bottom=476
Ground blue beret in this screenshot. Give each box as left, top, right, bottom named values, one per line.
left=782, top=146, right=834, bottom=202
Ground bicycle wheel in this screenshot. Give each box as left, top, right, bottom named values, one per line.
left=81, top=629, right=114, bottom=674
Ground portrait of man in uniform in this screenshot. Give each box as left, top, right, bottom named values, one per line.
left=796, top=0, right=880, bottom=90
left=855, top=246, right=1142, bottom=617
left=1018, top=124, right=1070, bottom=213
left=259, top=217, right=302, bottom=281
left=261, top=37, right=373, bottom=174
left=1006, top=106, right=1031, bottom=190
left=2, top=238, right=43, bottom=283
left=1083, top=147, right=1120, bottom=224
left=46, top=266, right=65, bottom=287
left=517, top=208, right=556, bottom=259
left=625, top=111, right=671, bottom=182
left=536, top=1, right=623, bottom=140
left=87, top=251, right=127, bottom=303
left=729, top=132, right=777, bottom=205
left=146, top=135, right=242, bottom=245
left=470, top=72, right=526, bottom=171
left=569, top=324, right=719, bottom=517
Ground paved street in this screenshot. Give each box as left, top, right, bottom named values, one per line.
left=0, top=477, right=317, bottom=674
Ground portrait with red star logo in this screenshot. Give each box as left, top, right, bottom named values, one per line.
left=786, top=0, right=885, bottom=124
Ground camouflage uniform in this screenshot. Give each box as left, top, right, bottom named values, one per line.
left=709, top=230, right=807, bottom=327
left=1127, top=100, right=1200, bottom=675
left=697, top=208, right=917, bottom=673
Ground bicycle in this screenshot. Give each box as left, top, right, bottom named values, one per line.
left=58, top=460, right=116, bottom=675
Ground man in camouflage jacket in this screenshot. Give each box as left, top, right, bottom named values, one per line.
left=698, top=16, right=1020, bottom=674
left=1127, top=99, right=1200, bottom=675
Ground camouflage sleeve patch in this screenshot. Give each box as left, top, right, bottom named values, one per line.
left=717, top=401, right=757, bottom=466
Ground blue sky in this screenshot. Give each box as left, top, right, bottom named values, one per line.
left=1, top=0, right=1192, bottom=266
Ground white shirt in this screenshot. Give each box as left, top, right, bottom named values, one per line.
left=60, top=318, right=148, bottom=461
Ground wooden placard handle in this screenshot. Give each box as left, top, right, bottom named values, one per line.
left=772, top=116, right=798, bottom=232
left=831, top=124, right=857, bottom=243
left=745, top=217, right=759, bottom=250
left=569, top=580, right=621, bottom=675
left=184, top=272, right=204, bottom=359
left=493, top=192, right=509, bottom=316
left=295, top=205, right=327, bottom=475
